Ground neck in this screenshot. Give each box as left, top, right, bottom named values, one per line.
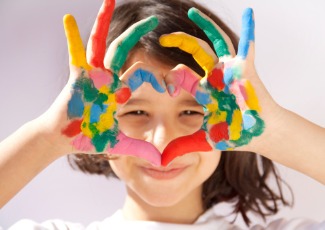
left=122, top=186, right=204, bottom=224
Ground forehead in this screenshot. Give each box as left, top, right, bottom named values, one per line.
left=123, top=50, right=173, bottom=75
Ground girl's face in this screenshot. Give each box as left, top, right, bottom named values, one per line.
left=110, top=51, right=221, bottom=207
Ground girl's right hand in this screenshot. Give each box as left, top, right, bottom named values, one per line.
left=38, top=0, right=159, bottom=157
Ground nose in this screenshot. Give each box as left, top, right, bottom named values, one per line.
left=146, top=119, right=182, bottom=153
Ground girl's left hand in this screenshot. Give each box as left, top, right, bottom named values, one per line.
left=159, top=7, right=282, bottom=152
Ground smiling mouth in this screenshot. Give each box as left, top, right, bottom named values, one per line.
left=140, top=166, right=189, bottom=180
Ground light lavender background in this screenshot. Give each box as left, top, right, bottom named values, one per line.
left=0, top=0, right=324, bottom=228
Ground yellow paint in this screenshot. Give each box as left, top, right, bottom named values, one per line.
left=81, top=105, right=93, bottom=138
left=206, top=101, right=227, bottom=124
left=244, top=80, right=261, bottom=112
left=229, top=109, right=242, bottom=140
left=97, top=93, right=117, bottom=132
left=63, top=14, right=91, bottom=70
left=160, top=34, right=214, bottom=73
left=99, top=85, right=110, bottom=98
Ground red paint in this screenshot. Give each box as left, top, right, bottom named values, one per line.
left=62, top=119, right=83, bottom=137
left=115, top=87, right=131, bottom=104
left=89, top=0, right=115, bottom=68
left=209, top=122, right=229, bottom=143
left=161, top=130, right=212, bottom=166
left=207, top=68, right=225, bottom=90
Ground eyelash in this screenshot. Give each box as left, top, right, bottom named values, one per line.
left=180, top=110, right=203, bottom=116
left=125, top=110, right=203, bottom=116
left=127, top=110, right=148, bottom=116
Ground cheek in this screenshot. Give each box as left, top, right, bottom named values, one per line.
left=195, top=150, right=222, bottom=183
left=109, top=157, right=133, bottom=181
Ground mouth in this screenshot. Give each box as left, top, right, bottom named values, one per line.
left=140, top=165, right=189, bottom=180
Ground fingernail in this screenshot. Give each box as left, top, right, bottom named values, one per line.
left=167, top=84, right=175, bottom=95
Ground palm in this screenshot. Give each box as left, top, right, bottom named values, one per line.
left=160, top=7, right=265, bottom=151
left=60, top=0, right=158, bottom=154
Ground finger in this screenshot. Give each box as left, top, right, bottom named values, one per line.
left=63, top=14, right=91, bottom=70
left=87, top=0, right=115, bottom=68
left=161, top=130, right=212, bottom=167
left=104, top=16, right=159, bottom=74
left=160, top=32, right=217, bottom=74
left=187, top=7, right=236, bottom=59
left=108, top=132, right=161, bottom=166
left=237, top=8, right=255, bottom=60
left=165, top=64, right=211, bottom=105
left=119, top=61, right=165, bottom=93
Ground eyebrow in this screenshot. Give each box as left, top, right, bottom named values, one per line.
left=177, top=99, right=202, bottom=107
left=123, top=98, right=152, bottom=106
left=123, top=98, right=202, bottom=107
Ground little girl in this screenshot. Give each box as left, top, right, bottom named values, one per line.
left=1, top=0, right=325, bottom=229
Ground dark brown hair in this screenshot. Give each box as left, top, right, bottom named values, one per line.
left=68, top=0, right=292, bottom=226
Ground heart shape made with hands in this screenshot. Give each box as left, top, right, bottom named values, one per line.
left=62, top=0, right=265, bottom=167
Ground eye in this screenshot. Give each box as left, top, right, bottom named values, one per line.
left=180, top=110, right=203, bottom=116
left=126, top=110, right=148, bottom=116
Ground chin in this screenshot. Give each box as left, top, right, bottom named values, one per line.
left=134, top=185, right=194, bottom=208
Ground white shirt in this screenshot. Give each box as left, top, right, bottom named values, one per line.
left=6, top=208, right=325, bottom=230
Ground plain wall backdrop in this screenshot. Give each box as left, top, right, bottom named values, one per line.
left=0, top=0, right=324, bottom=228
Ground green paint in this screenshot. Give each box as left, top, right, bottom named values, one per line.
left=209, top=88, right=239, bottom=124
left=244, top=110, right=265, bottom=136
left=110, top=73, right=121, bottom=93
left=94, top=93, right=108, bottom=107
left=92, top=126, right=119, bottom=152
left=74, top=77, right=98, bottom=102
left=232, top=65, right=242, bottom=80
left=230, top=130, right=252, bottom=146
left=110, top=16, right=159, bottom=74
left=230, top=110, right=264, bottom=146
left=188, top=8, right=230, bottom=58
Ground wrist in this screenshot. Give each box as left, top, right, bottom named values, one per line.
left=237, top=103, right=288, bottom=155
left=27, top=117, right=69, bottom=160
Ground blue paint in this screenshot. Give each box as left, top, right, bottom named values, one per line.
left=216, top=141, right=229, bottom=150
left=238, top=8, right=255, bottom=59
left=68, top=91, right=84, bottom=119
left=128, top=69, right=165, bottom=93
left=243, top=113, right=256, bottom=130
left=167, top=84, right=175, bottom=95
left=90, top=104, right=107, bottom=123
left=223, top=86, right=230, bottom=95
left=195, top=90, right=211, bottom=105
left=224, top=68, right=233, bottom=85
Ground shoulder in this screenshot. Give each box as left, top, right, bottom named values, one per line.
left=251, top=218, right=325, bottom=230
left=7, top=219, right=86, bottom=230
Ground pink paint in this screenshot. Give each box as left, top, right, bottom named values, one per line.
left=230, top=80, right=247, bottom=111
left=89, top=69, right=113, bottom=89
left=72, top=134, right=94, bottom=151
left=107, top=132, right=161, bottom=166
left=239, top=81, right=248, bottom=101
left=171, top=68, right=199, bottom=97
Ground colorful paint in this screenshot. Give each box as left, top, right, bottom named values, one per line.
left=160, top=7, right=265, bottom=151
left=61, top=2, right=265, bottom=167
left=62, top=0, right=161, bottom=157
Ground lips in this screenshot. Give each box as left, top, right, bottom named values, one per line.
left=140, top=165, right=189, bottom=180
left=108, top=129, right=212, bottom=166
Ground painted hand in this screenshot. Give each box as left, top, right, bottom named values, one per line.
left=159, top=8, right=265, bottom=158
left=61, top=0, right=164, bottom=165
